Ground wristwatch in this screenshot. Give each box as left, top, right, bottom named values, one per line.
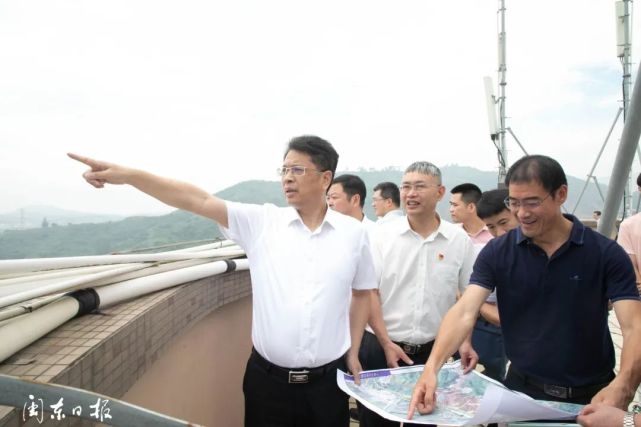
left=624, top=412, right=635, bottom=427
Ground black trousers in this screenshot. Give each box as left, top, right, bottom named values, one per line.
left=243, top=350, right=349, bottom=427
left=503, top=366, right=614, bottom=405
left=357, top=331, right=433, bottom=427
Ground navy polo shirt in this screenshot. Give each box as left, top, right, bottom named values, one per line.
left=470, top=214, right=640, bottom=387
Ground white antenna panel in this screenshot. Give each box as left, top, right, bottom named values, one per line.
left=615, top=1, right=626, bottom=57
left=483, top=76, right=499, bottom=138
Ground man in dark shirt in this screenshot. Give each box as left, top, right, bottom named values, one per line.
left=408, top=155, right=641, bottom=419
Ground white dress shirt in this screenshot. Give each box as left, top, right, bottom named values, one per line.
left=376, top=209, right=404, bottom=224
left=370, top=215, right=475, bottom=344
left=222, top=202, right=377, bottom=368
left=361, top=215, right=378, bottom=239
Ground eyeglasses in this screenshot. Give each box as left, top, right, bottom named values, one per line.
left=371, top=197, right=387, bottom=202
left=504, top=193, right=552, bottom=210
left=399, top=183, right=440, bottom=193
left=276, top=166, right=323, bottom=176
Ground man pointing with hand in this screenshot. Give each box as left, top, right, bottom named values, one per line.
left=69, top=135, right=377, bottom=427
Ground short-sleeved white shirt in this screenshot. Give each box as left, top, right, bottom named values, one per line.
left=376, top=209, right=404, bottom=224
left=370, top=215, right=475, bottom=344
left=222, top=201, right=377, bottom=368
left=362, top=215, right=378, bottom=238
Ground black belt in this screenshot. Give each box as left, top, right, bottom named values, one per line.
left=510, top=366, right=612, bottom=399
left=392, top=340, right=434, bottom=356
left=251, top=349, right=341, bottom=384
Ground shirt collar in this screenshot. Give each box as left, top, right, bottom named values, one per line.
left=457, top=222, right=490, bottom=239
left=283, top=204, right=337, bottom=231
left=399, top=213, right=454, bottom=240
left=383, top=209, right=403, bottom=218
left=515, top=213, right=585, bottom=245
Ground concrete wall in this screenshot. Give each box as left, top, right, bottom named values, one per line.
left=0, top=270, right=252, bottom=427
left=122, top=296, right=252, bottom=427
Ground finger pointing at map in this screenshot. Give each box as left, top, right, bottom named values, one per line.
left=408, top=369, right=438, bottom=419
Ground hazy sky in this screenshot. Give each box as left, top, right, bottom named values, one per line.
left=1, top=0, right=639, bottom=215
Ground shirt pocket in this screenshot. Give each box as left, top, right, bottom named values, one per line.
left=429, top=263, right=459, bottom=307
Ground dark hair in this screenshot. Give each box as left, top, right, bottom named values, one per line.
left=637, top=172, right=641, bottom=187
left=285, top=135, right=339, bottom=181
left=450, top=183, right=482, bottom=205
left=476, top=189, right=509, bottom=219
left=505, top=155, right=567, bottom=195
left=593, top=210, right=601, bottom=216
left=332, top=174, right=366, bottom=208
left=373, top=182, right=400, bottom=207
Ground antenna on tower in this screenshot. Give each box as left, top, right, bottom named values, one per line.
left=487, top=0, right=527, bottom=188
left=496, top=0, right=508, bottom=186
left=484, top=76, right=499, bottom=139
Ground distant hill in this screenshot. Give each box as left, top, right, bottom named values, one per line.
left=0, top=166, right=620, bottom=259
left=0, top=205, right=124, bottom=230
left=0, top=211, right=220, bottom=259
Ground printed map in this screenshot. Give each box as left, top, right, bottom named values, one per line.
left=337, top=361, right=584, bottom=426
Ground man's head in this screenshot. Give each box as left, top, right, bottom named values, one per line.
left=592, top=210, right=602, bottom=220
left=372, top=182, right=400, bottom=217
left=280, top=135, right=338, bottom=209
left=400, top=161, right=445, bottom=219
left=449, top=183, right=482, bottom=224
left=327, top=174, right=366, bottom=220
left=477, top=189, right=519, bottom=237
left=504, top=155, right=568, bottom=240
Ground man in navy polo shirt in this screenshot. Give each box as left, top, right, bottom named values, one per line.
left=408, top=155, right=641, bottom=419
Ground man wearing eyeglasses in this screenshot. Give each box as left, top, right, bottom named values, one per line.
left=357, top=161, right=477, bottom=427
left=69, top=135, right=377, bottom=427
left=408, top=155, right=641, bottom=421
left=371, top=182, right=403, bottom=224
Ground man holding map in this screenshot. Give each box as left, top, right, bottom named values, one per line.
left=408, top=155, right=641, bottom=419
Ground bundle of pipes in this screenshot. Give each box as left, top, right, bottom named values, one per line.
left=0, top=240, right=249, bottom=363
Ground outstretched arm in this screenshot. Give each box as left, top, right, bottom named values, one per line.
left=68, top=153, right=229, bottom=227
left=407, top=284, right=489, bottom=419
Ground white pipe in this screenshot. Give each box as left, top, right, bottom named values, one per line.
left=97, top=259, right=248, bottom=308
left=0, top=296, right=79, bottom=363
left=0, top=294, right=65, bottom=323
left=0, top=307, right=30, bottom=324
left=162, top=239, right=237, bottom=254
left=0, top=242, right=238, bottom=279
left=0, top=312, right=29, bottom=328
left=0, top=258, right=248, bottom=363
left=0, top=259, right=221, bottom=321
left=0, top=264, right=148, bottom=309
left=88, top=258, right=211, bottom=288
left=0, top=264, right=142, bottom=287
left=0, top=247, right=244, bottom=275
left=0, top=263, right=144, bottom=297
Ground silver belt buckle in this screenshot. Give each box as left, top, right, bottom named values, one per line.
left=543, top=384, right=569, bottom=399
left=288, top=370, right=310, bottom=384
